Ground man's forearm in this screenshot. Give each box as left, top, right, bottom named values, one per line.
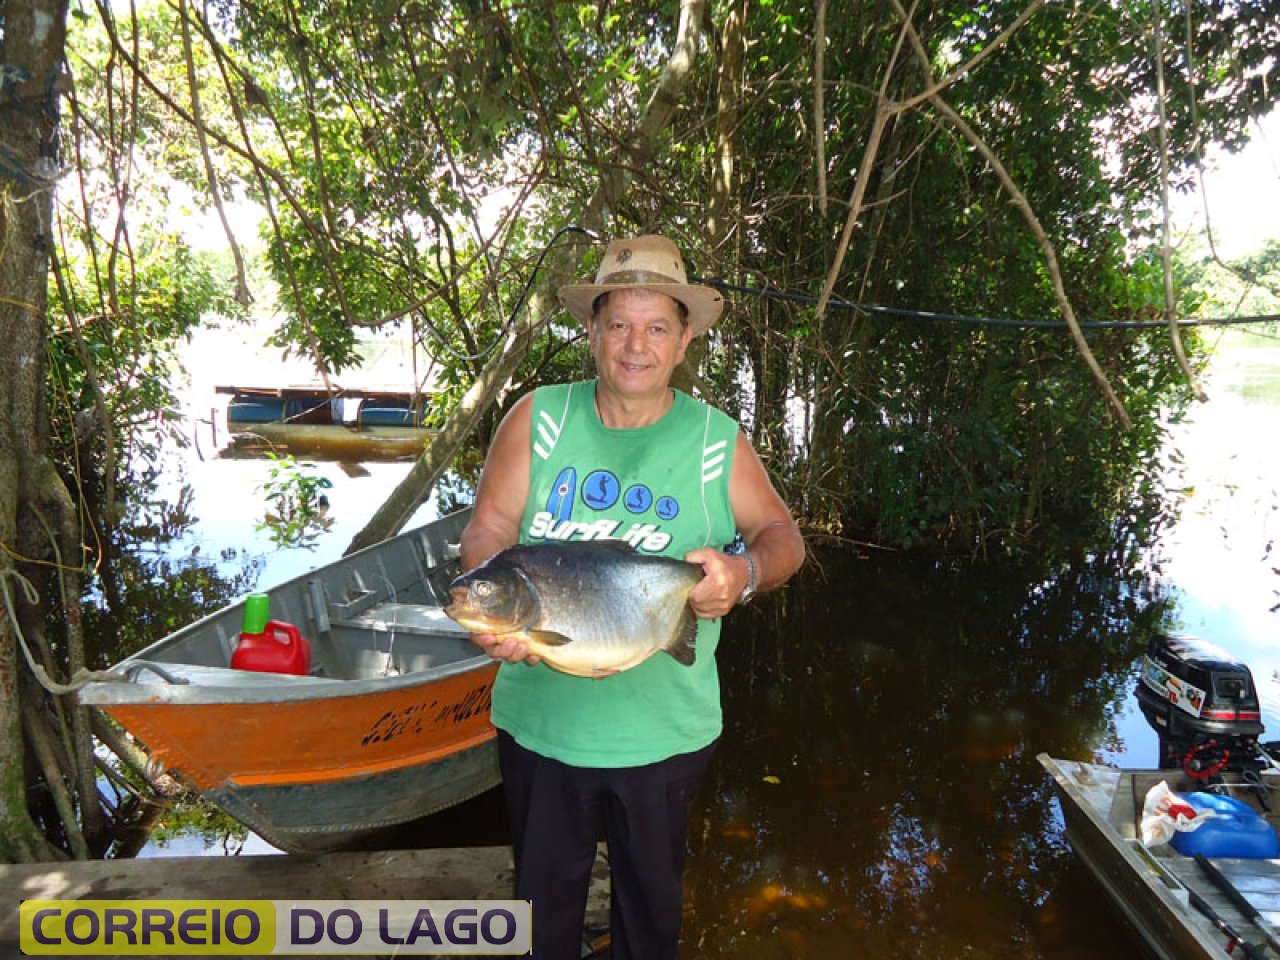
left=459, top=519, right=517, bottom=571
left=745, top=520, right=805, bottom=593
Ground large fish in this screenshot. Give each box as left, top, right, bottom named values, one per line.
left=445, top=540, right=704, bottom=678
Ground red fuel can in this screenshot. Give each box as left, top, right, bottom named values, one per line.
left=230, top=593, right=312, bottom=675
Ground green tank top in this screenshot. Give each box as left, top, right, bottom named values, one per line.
left=490, top=380, right=739, bottom=767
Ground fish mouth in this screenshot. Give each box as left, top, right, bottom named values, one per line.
left=444, top=588, right=495, bottom=633
left=445, top=607, right=485, bottom=632
left=443, top=587, right=469, bottom=625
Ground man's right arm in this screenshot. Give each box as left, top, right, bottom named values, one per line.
left=459, top=393, right=539, bottom=665
left=460, top=393, right=534, bottom=570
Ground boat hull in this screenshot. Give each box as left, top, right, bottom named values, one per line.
left=101, top=662, right=498, bottom=852
left=80, top=509, right=502, bottom=853
left=205, top=738, right=498, bottom=854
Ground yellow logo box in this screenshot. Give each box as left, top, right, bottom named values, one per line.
left=20, top=899, right=532, bottom=955
left=20, top=901, right=273, bottom=955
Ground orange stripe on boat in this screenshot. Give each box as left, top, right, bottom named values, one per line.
left=105, top=664, right=499, bottom=792
left=231, top=727, right=497, bottom=786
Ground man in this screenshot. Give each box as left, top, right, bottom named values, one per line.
left=460, top=234, right=804, bottom=958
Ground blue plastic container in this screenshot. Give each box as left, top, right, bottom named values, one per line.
left=227, top=395, right=286, bottom=424
left=357, top=399, right=422, bottom=427
left=1170, top=792, right=1280, bottom=859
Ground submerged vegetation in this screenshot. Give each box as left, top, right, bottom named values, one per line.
left=256, top=453, right=335, bottom=548
left=2, top=0, right=1280, bottom=860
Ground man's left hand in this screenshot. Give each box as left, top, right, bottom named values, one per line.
left=684, top=547, right=750, bottom=619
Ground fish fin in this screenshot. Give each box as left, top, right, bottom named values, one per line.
left=664, top=607, right=699, bottom=667
left=527, top=629, right=573, bottom=647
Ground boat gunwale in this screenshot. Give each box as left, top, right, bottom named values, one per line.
left=76, top=509, right=481, bottom=707
left=75, top=653, right=497, bottom=706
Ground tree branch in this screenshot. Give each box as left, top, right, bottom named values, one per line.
left=891, top=0, right=1132, bottom=427
left=1151, top=0, right=1206, bottom=400
left=814, top=0, right=829, bottom=216
left=345, top=0, right=714, bottom=550
left=177, top=0, right=252, bottom=308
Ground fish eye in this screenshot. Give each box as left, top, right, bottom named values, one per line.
left=472, top=580, right=494, bottom=599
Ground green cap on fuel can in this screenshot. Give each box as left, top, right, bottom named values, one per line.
left=242, top=593, right=270, bottom=634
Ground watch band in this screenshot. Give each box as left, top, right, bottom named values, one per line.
left=737, top=549, right=758, bottom=605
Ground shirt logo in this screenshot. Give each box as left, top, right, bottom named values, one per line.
left=583, top=470, right=621, bottom=509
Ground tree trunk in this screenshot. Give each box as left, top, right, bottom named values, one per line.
left=0, top=0, right=72, bottom=863
left=345, top=286, right=557, bottom=554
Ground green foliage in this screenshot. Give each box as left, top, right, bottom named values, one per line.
left=61, top=0, right=1280, bottom=562
left=675, top=0, right=1249, bottom=556
left=255, top=453, right=334, bottom=549
left=48, top=241, right=239, bottom=477
left=143, top=795, right=252, bottom=853
left=1181, top=237, right=1280, bottom=320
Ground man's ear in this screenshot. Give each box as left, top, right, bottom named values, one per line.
left=675, top=321, right=694, bottom=363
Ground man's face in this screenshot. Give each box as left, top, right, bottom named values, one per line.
left=588, top=288, right=693, bottom=401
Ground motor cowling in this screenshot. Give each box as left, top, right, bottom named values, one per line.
left=1135, top=633, right=1265, bottom=775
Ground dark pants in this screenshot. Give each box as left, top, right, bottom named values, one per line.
left=497, top=730, right=716, bottom=960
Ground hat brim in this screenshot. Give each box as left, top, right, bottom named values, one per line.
left=558, top=282, right=724, bottom=337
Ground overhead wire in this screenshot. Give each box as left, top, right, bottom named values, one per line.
left=690, top=276, right=1279, bottom=331
left=414, top=224, right=598, bottom=364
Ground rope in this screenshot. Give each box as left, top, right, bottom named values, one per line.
left=692, top=276, right=1280, bottom=331
left=1, top=568, right=132, bottom=695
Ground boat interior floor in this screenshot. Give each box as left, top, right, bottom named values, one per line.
left=1119, top=769, right=1280, bottom=932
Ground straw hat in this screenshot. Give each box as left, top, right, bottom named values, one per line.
left=557, top=235, right=724, bottom=336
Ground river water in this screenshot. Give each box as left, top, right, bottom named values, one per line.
left=128, top=324, right=1280, bottom=957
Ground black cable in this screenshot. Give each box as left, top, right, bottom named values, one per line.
left=692, top=275, right=1280, bottom=331
left=413, top=224, right=598, bottom=364
left=506, top=225, right=598, bottom=330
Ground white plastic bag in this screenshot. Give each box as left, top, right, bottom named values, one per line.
left=1140, top=780, right=1217, bottom=846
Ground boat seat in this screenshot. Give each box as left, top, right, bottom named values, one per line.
left=331, top=602, right=471, bottom=638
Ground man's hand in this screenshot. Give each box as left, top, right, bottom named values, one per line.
left=684, top=547, right=751, bottom=620
left=470, top=632, right=542, bottom=666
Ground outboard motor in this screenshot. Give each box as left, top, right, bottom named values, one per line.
left=1136, top=634, right=1266, bottom=777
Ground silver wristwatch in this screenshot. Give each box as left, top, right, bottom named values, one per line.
left=737, top=550, right=758, bottom=605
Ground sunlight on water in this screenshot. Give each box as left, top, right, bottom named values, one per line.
left=1153, top=334, right=1280, bottom=733
left=163, top=319, right=441, bottom=590
left=1105, top=333, right=1280, bottom=768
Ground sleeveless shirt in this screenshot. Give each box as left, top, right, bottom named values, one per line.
left=489, top=380, right=740, bottom=767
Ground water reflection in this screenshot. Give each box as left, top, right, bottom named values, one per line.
left=685, top=539, right=1175, bottom=958
left=82, top=481, right=261, bottom=673
left=1148, top=337, right=1280, bottom=726
left=219, top=425, right=429, bottom=463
